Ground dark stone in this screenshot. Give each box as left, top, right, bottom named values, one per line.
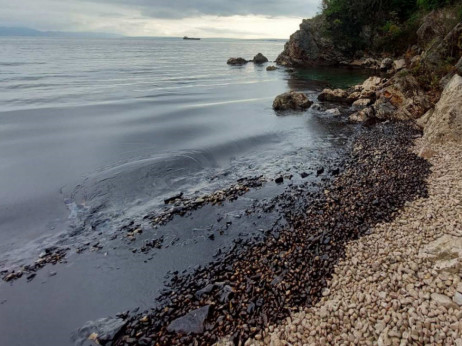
left=167, top=305, right=211, bottom=334
left=275, top=176, right=284, bottom=184
left=330, top=168, right=340, bottom=176
left=72, top=317, right=126, bottom=345
left=195, top=284, right=215, bottom=298
left=164, top=193, right=183, bottom=204
left=253, top=53, right=269, bottom=64
left=227, top=57, right=248, bottom=65
left=218, top=285, right=234, bottom=303
left=316, top=167, right=325, bottom=176
left=300, top=172, right=309, bottom=178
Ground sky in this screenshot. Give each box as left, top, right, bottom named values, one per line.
left=0, top=0, right=320, bottom=39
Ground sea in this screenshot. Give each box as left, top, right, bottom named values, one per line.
left=0, top=37, right=370, bottom=345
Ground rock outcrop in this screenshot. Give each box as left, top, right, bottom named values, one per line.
left=227, top=57, right=248, bottom=65
left=276, top=16, right=347, bottom=67
left=421, top=22, right=462, bottom=71
left=253, top=53, right=268, bottom=64
left=273, top=91, right=313, bottom=111
left=418, top=74, right=462, bottom=144
left=266, top=66, right=278, bottom=71
left=374, top=72, right=432, bottom=120
left=416, top=10, right=459, bottom=46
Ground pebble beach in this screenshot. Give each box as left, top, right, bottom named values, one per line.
left=250, top=139, right=462, bottom=345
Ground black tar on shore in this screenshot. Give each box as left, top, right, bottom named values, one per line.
left=113, top=121, right=431, bottom=346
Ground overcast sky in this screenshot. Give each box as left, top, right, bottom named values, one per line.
left=0, top=0, right=320, bottom=38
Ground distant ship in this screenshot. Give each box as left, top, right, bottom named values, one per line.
left=183, top=36, right=200, bottom=40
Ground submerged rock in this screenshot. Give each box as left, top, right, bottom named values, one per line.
left=72, top=317, right=126, bottom=345
left=266, top=65, right=278, bottom=71
left=253, top=53, right=268, bottom=64
left=167, top=305, right=210, bottom=334
left=227, top=57, right=248, bottom=65
left=273, top=91, right=313, bottom=111
left=325, top=108, right=341, bottom=116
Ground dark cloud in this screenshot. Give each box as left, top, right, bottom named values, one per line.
left=86, top=0, right=319, bottom=19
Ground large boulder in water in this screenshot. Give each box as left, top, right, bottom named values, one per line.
left=418, top=74, right=462, bottom=144
left=273, top=91, right=313, bottom=111
left=227, top=57, right=248, bottom=65
left=253, top=53, right=268, bottom=64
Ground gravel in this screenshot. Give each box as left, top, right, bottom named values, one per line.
left=248, top=138, right=462, bottom=345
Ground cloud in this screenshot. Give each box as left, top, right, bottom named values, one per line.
left=88, top=0, right=320, bottom=19
left=0, top=0, right=320, bottom=38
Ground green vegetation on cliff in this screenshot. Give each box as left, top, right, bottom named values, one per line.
left=321, top=0, right=462, bottom=54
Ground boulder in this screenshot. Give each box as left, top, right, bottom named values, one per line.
left=393, top=59, right=406, bottom=71
left=318, top=88, right=349, bottom=103
left=167, top=305, right=211, bottom=334
left=346, top=91, right=361, bottom=104
left=373, top=73, right=431, bottom=120
left=361, top=76, right=382, bottom=93
left=349, top=107, right=375, bottom=122
left=325, top=108, right=341, bottom=116
left=227, top=57, right=248, bottom=65
left=273, top=91, right=313, bottom=111
left=380, top=58, right=393, bottom=71
left=374, top=98, right=397, bottom=119
left=421, top=74, right=462, bottom=144
left=253, top=53, right=269, bottom=64
left=266, top=65, right=278, bottom=71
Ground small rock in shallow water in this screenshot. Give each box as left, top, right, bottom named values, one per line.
left=72, top=317, right=126, bottom=345
left=275, top=176, right=284, bottom=184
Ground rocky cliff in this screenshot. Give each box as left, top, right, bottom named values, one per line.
left=277, top=8, right=461, bottom=69
left=276, top=16, right=347, bottom=67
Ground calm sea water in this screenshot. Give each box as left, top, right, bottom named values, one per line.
left=0, top=37, right=369, bottom=345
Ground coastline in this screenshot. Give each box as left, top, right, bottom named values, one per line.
left=111, top=121, right=431, bottom=345
left=1, top=19, right=461, bottom=344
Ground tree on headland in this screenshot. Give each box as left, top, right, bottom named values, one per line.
left=319, top=0, right=461, bottom=54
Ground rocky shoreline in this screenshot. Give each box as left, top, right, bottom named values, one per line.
left=108, top=122, right=430, bottom=346
left=248, top=139, right=462, bottom=346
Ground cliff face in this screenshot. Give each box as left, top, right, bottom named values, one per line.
left=277, top=8, right=461, bottom=69
left=276, top=16, right=347, bottom=67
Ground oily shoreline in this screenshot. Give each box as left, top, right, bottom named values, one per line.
left=251, top=139, right=462, bottom=345
left=111, top=121, right=430, bottom=346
